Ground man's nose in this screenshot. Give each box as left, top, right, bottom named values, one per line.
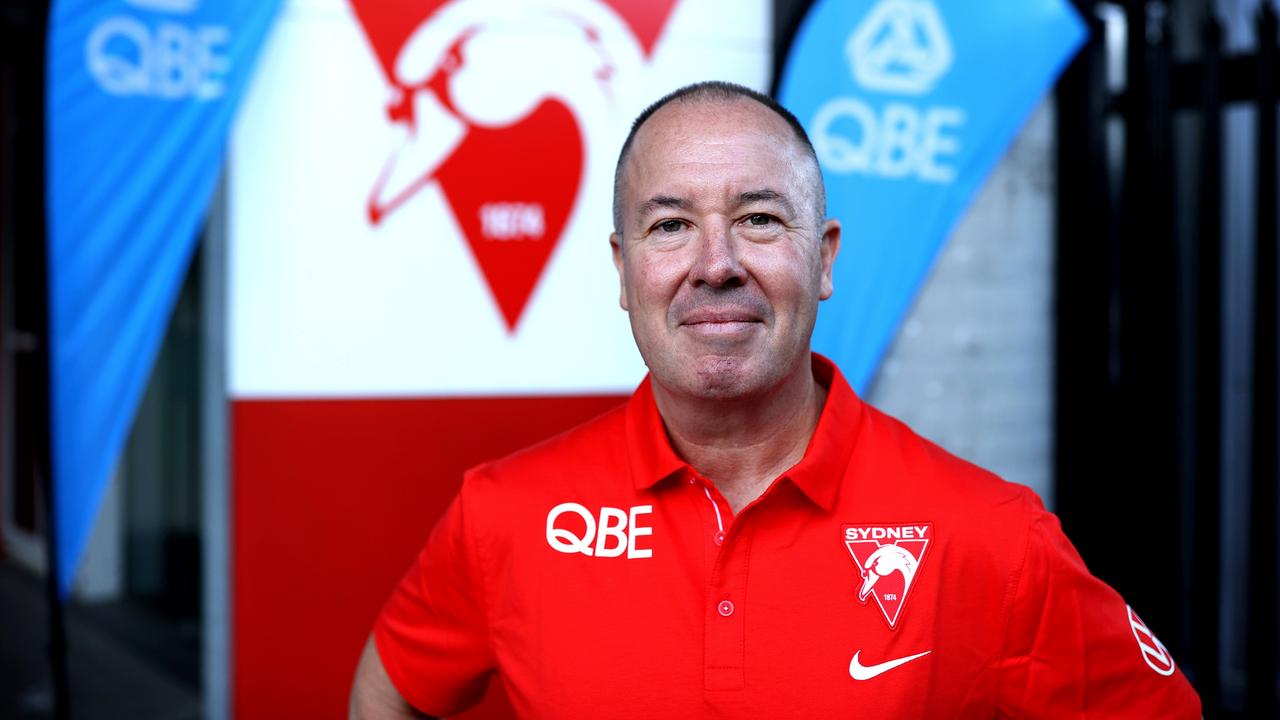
left=689, top=220, right=747, bottom=288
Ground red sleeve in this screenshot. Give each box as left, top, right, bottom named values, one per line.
left=996, top=508, right=1201, bottom=718
left=373, top=477, right=495, bottom=717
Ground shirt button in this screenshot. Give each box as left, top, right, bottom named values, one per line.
left=717, top=600, right=735, bottom=617
left=713, top=531, right=725, bottom=546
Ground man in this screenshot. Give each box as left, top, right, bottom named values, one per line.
left=350, top=81, right=1201, bottom=718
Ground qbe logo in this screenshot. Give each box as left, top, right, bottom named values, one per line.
left=848, top=0, right=951, bottom=95
left=85, top=0, right=231, bottom=101
left=812, top=0, right=966, bottom=184
left=546, top=502, right=653, bottom=559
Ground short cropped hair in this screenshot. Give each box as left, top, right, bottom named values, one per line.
left=611, top=81, right=825, bottom=233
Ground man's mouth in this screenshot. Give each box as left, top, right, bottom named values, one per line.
left=678, top=309, right=764, bottom=335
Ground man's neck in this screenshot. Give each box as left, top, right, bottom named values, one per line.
left=652, top=357, right=827, bottom=514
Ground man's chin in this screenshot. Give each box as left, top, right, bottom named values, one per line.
left=686, top=356, right=771, bottom=400
left=643, top=343, right=804, bottom=402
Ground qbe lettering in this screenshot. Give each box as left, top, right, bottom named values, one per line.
left=545, top=502, right=653, bottom=559
left=812, top=98, right=965, bottom=183
left=86, top=16, right=231, bottom=100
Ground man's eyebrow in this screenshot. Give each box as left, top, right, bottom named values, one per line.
left=737, top=189, right=796, bottom=215
left=637, top=195, right=692, bottom=217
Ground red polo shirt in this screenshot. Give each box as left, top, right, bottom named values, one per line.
left=374, top=356, right=1200, bottom=718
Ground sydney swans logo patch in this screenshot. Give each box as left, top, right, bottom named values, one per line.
left=843, top=523, right=932, bottom=629
left=348, top=0, right=680, bottom=332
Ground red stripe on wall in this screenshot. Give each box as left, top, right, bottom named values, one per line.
left=232, top=394, right=628, bottom=719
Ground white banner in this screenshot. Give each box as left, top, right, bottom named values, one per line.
left=230, top=0, right=769, bottom=398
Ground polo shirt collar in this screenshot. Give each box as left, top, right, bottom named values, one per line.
left=625, top=375, right=687, bottom=490
left=624, top=353, right=864, bottom=512
left=784, top=354, right=863, bottom=511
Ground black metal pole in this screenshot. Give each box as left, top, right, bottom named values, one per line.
left=1104, top=0, right=1181, bottom=639
left=769, top=0, right=816, bottom=96
left=27, top=0, right=71, bottom=717
left=1247, top=4, right=1278, bottom=717
left=1054, top=0, right=1113, bottom=555
left=1190, top=13, right=1223, bottom=715
left=37, top=332, right=71, bottom=720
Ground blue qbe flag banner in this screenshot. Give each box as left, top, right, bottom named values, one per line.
left=779, top=0, right=1086, bottom=393
left=46, top=0, right=279, bottom=596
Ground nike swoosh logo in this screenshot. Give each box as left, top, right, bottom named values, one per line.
left=848, top=649, right=932, bottom=680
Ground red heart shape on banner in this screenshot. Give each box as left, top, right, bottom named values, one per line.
left=434, top=99, right=584, bottom=332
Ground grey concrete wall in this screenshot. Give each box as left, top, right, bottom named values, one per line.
left=864, top=98, right=1056, bottom=505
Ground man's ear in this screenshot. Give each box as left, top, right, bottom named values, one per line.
left=818, top=219, right=841, bottom=301
left=610, top=232, right=629, bottom=310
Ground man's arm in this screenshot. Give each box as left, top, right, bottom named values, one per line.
left=996, top=508, right=1201, bottom=717
left=349, top=635, right=437, bottom=720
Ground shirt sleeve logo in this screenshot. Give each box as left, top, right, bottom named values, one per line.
left=1126, top=604, right=1176, bottom=676
left=842, top=523, right=933, bottom=630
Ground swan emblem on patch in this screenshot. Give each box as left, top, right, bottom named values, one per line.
left=843, top=522, right=933, bottom=630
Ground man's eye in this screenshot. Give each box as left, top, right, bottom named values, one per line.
left=656, top=219, right=684, bottom=233
left=746, top=214, right=775, bottom=227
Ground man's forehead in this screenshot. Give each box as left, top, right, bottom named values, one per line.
left=622, top=99, right=811, bottom=210
left=630, top=95, right=797, bottom=155
left=627, top=100, right=808, bottom=192
left=612, top=90, right=825, bottom=232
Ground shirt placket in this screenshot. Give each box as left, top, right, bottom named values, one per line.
left=688, top=473, right=750, bottom=693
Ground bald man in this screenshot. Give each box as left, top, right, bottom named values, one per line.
left=350, top=81, right=1201, bottom=719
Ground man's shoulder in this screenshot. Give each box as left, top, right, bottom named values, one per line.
left=848, top=399, right=1044, bottom=521
left=462, top=398, right=633, bottom=495
left=839, top=400, right=1051, bottom=596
